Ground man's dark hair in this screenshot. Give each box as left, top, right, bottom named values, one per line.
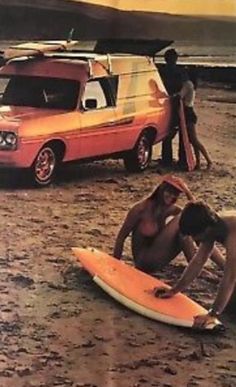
left=179, top=201, right=219, bottom=236
left=164, top=48, right=178, bottom=64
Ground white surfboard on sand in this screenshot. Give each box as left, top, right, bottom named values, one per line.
left=72, top=247, right=223, bottom=331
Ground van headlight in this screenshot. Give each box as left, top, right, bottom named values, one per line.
left=0, top=131, right=18, bottom=150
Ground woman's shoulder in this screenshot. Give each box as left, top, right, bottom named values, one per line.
left=183, top=79, right=194, bottom=89
left=130, top=198, right=149, bottom=213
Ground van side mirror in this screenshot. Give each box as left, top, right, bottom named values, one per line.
left=85, top=98, right=97, bottom=110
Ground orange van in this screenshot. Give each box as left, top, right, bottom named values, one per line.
left=0, top=41, right=172, bottom=186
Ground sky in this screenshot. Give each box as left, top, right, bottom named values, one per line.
left=77, top=0, right=236, bottom=16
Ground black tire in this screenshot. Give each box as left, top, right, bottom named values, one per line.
left=123, top=133, right=152, bottom=172
left=31, top=146, right=58, bottom=187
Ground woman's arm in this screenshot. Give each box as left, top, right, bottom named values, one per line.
left=155, top=241, right=214, bottom=297
left=184, top=189, right=195, bottom=202
left=166, top=175, right=195, bottom=201
left=179, top=181, right=195, bottom=201
left=113, top=204, right=142, bottom=259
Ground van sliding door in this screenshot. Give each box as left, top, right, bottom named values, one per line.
left=78, top=77, right=118, bottom=158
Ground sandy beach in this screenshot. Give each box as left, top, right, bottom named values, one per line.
left=0, top=80, right=236, bottom=386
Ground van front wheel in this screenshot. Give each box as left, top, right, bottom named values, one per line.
left=31, top=146, right=57, bottom=187
left=123, top=133, right=152, bottom=172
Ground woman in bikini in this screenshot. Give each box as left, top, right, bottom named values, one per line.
left=113, top=175, right=224, bottom=273
left=180, top=68, right=212, bottom=170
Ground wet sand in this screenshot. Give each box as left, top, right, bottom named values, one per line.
left=0, top=82, right=236, bottom=386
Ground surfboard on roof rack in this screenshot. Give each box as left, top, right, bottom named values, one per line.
left=2, top=38, right=173, bottom=62
left=3, top=40, right=79, bottom=61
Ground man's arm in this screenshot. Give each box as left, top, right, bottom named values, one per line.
left=155, top=241, right=214, bottom=297
left=209, top=236, right=236, bottom=316
left=171, top=241, right=214, bottom=293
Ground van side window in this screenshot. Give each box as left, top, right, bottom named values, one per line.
left=1, top=75, right=79, bottom=110
left=82, top=76, right=118, bottom=110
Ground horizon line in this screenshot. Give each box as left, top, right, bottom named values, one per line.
left=77, top=0, right=236, bottom=18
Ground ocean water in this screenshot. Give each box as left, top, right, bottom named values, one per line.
left=158, top=41, right=236, bottom=66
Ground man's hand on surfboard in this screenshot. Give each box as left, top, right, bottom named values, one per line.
left=154, top=286, right=176, bottom=298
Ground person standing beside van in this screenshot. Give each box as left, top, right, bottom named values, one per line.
left=180, top=68, right=212, bottom=170
left=159, top=48, right=187, bottom=169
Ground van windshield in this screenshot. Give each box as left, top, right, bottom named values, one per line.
left=0, top=75, right=80, bottom=110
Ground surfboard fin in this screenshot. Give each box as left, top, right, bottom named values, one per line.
left=67, top=28, right=75, bottom=43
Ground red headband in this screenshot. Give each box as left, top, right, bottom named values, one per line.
left=161, top=174, right=185, bottom=193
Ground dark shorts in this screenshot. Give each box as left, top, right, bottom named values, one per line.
left=184, top=106, right=198, bottom=124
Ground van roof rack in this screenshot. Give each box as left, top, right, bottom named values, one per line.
left=0, top=38, right=173, bottom=63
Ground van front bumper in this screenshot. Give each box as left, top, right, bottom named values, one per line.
left=0, top=145, right=39, bottom=168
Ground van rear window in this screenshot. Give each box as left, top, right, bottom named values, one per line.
left=82, top=76, right=118, bottom=110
